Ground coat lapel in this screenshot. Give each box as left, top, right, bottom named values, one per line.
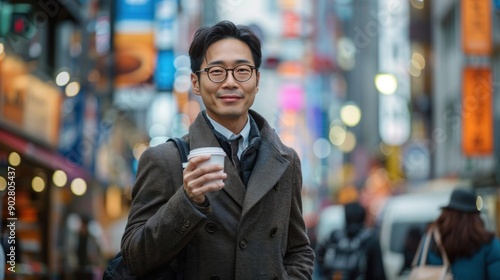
left=242, top=139, right=289, bottom=217
left=189, top=114, right=246, bottom=207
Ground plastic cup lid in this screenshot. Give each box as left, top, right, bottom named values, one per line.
left=187, top=147, right=226, bottom=159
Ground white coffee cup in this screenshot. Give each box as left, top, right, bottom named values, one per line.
left=187, top=147, right=226, bottom=184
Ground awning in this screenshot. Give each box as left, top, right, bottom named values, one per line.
left=0, top=128, right=91, bottom=180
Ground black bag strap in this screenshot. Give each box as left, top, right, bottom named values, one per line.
left=167, top=137, right=190, bottom=168
left=103, top=138, right=189, bottom=280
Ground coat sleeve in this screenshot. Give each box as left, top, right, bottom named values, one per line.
left=487, top=237, right=500, bottom=280
left=283, top=149, right=315, bottom=279
left=120, top=143, right=209, bottom=276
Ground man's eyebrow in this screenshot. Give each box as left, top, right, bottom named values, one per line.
left=207, top=59, right=253, bottom=66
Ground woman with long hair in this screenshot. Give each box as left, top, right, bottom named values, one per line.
left=424, top=189, right=500, bottom=279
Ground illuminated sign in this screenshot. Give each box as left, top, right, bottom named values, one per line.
left=461, top=0, right=492, bottom=55
left=377, top=0, right=410, bottom=146
left=1, top=56, right=62, bottom=146
left=462, top=67, right=493, bottom=156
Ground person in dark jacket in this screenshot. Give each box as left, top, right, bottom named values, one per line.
left=316, top=201, right=386, bottom=280
left=424, top=189, right=500, bottom=280
left=121, top=20, right=314, bottom=279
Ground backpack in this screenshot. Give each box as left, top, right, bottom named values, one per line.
left=102, top=137, right=189, bottom=280
left=322, top=228, right=373, bottom=280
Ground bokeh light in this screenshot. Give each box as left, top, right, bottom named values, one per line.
left=53, top=170, right=68, bottom=187
left=70, top=178, right=87, bottom=196
left=374, top=74, right=398, bottom=95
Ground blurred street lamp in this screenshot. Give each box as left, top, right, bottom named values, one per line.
left=32, top=176, right=45, bottom=192
left=65, top=81, right=80, bottom=97
left=56, top=71, right=70, bottom=86
left=340, top=102, right=361, bottom=127
left=0, top=177, right=6, bottom=191
left=374, top=73, right=398, bottom=95
left=338, top=131, right=356, bottom=153
left=70, top=178, right=87, bottom=196
left=52, top=170, right=67, bottom=187
left=329, top=123, right=347, bottom=146
left=8, top=152, right=21, bottom=166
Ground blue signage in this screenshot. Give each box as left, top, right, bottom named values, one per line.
left=115, top=0, right=154, bottom=22
left=59, top=91, right=85, bottom=167
left=155, top=50, right=175, bottom=91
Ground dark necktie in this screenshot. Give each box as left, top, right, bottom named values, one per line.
left=229, top=136, right=242, bottom=179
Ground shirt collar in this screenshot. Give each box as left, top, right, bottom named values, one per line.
left=205, top=113, right=250, bottom=151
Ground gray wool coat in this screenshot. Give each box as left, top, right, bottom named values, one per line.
left=121, top=110, right=315, bottom=279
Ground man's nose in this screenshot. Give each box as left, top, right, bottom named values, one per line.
left=223, top=70, right=238, bottom=85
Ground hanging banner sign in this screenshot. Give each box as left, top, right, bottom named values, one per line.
left=377, top=0, right=411, bottom=146
left=462, top=67, right=493, bottom=156
left=461, top=0, right=492, bottom=55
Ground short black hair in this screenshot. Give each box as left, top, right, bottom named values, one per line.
left=189, top=20, right=262, bottom=73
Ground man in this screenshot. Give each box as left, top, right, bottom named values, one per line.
left=315, top=202, right=386, bottom=280
left=121, top=20, right=315, bottom=279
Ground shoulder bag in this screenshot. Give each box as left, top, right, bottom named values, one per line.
left=102, top=137, right=189, bottom=280
left=409, top=227, right=453, bottom=280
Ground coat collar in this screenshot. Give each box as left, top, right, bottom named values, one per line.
left=188, top=110, right=290, bottom=214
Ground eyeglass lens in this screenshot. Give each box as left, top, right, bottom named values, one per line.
left=207, top=65, right=253, bottom=82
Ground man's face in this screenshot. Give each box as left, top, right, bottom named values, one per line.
left=191, top=38, right=260, bottom=131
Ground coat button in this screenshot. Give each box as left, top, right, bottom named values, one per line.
left=209, top=276, right=220, bottom=280
left=183, top=220, right=191, bottom=227
left=205, top=222, right=217, bottom=233
left=239, top=239, right=248, bottom=250
left=270, top=227, right=278, bottom=237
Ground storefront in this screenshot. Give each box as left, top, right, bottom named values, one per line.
left=0, top=55, right=94, bottom=277
left=0, top=128, right=93, bottom=278
left=0, top=1, right=99, bottom=275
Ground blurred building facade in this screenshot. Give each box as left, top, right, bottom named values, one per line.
left=432, top=0, right=500, bottom=181
left=0, top=0, right=109, bottom=277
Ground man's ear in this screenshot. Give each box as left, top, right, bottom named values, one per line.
left=191, top=73, right=201, bottom=95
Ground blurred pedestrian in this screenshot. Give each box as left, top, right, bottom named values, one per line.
left=398, top=227, right=423, bottom=276
left=315, top=201, right=386, bottom=280
left=66, top=214, right=105, bottom=280
left=418, top=189, right=500, bottom=279
left=120, top=20, right=314, bottom=279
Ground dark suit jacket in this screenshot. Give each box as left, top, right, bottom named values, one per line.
left=121, top=110, right=315, bottom=279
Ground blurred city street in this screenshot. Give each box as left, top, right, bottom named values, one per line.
left=0, top=0, right=499, bottom=279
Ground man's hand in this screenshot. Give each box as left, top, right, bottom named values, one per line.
left=183, top=155, right=227, bottom=205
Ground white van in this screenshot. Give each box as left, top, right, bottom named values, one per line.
left=378, top=186, right=495, bottom=280
left=378, top=189, right=453, bottom=280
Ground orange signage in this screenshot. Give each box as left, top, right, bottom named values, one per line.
left=461, top=0, right=492, bottom=55
left=462, top=67, right=493, bottom=156
left=114, top=32, right=156, bottom=87
left=1, top=56, right=62, bottom=146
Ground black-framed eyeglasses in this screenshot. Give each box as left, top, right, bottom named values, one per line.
left=196, top=65, right=258, bottom=83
